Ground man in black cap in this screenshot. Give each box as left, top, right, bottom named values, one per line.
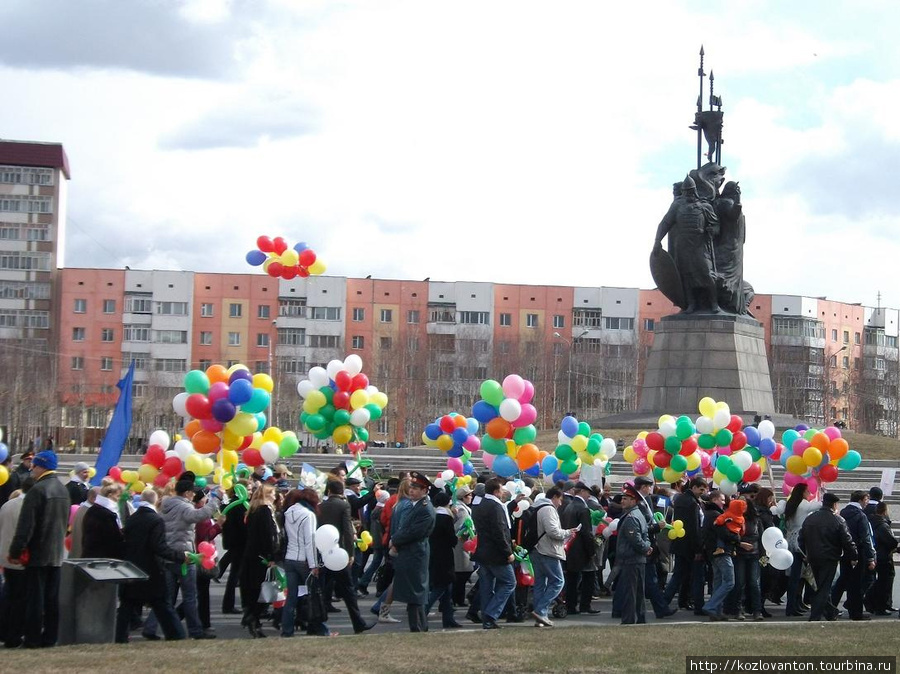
left=631, top=476, right=677, bottom=619
left=615, top=485, right=652, bottom=623
left=560, top=481, right=600, bottom=615
left=390, top=472, right=436, bottom=631
left=800, top=492, right=857, bottom=621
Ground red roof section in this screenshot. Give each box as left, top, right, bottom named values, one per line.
left=0, top=140, right=70, bottom=179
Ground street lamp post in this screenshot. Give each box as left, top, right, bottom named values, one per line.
left=554, top=330, right=589, bottom=416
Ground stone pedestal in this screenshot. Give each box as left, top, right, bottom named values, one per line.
left=639, top=314, right=775, bottom=416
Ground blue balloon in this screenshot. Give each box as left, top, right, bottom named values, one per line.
left=425, top=423, right=442, bottom=441
left=466, top=417, right=479, bottom=435
left=228, top=378, right=254, bottom=405
left=541, top=455, right=558, bottom=475
left=246, top=250, right=267, bottom=266
left=743, top=426, right=761, bottom=447
left=446, top=446, right=463, bottom=458
left=492, top=455, right=518, bottom=478
left=472, top=400, right=498, bottom=423
left=463, top=462, right=475, bottom=476
left=452, top=427, right=469, bottom=445
left=758, top=437, right=777, bottom=457
left=551, top=469, right=568, bottom=484
left=525, top=463, right=541, bottom=477
left=0, top=442, right=7, bottom=463
left=293, top=241, right=309, bottom=253
left=560, top=415, right=579, bottom=438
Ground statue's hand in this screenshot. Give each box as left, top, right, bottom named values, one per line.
left=652, top=240, right=662, bottom=253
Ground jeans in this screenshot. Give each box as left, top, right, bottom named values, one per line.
left=664, top=554, right=705, bottom=608
left=726, top=556, right=761, bottom=615
left=785, top=552, right=804, bottom=614
left=702, top=554, right=735, bottom=616
left=116, top=595, right=184, bottom=643
left=281, top=559, right=309, bottom=637
left=478, top=563, right=516, bottom=623
left=644, top=561, right=670, bottom=617
left=144, top=563, right=203, bottom=638
left=530, top=551, right=564, bottom=618
left=425, top=582, right=455, bottom=627
left=357, top=548, right=385, bottom=589
left=23, top=566, right=61, bottom=648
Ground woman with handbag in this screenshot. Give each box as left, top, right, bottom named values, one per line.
left=281, top=488, right=334, bottom=637
left=775, top=483, right=818, bottom=616
left=240, top=484, right=281, bottom=637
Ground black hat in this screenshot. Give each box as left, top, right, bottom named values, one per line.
left=869, top=486, right=883, bottom=501
left=633, top=476, right=654, bottom=488
left=175, top=471, right=197, bottom=495
left=573, top=481, right=591, bottom=493
left=409, top=471, right=432, bottom=489
left=822, top=493, right=840, bottom=507
left=345, top=477, right=362, bottom=486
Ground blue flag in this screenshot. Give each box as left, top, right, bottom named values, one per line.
left=92, top=360, right=136, bottom=486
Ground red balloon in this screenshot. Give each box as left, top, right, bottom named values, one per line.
left=282, top=265, right=298, bottom=279
left=238, top=435, right=253, bottom=451
left=771, top=443, right=784, bottom=461
left=201, top=557, right=216, bottom=570
left=153, top=473, right=171, bottom=488
left=256, top=236, right=274, bottom=252
left=162, top=456, right=183, bottom=476
left=273, top=237, right=288, bottom=254
left=144, top=444, right=166, bottom=469
left=185, top=394, right=212, bottom=420
left=267, top=262, right=284, bottom=277
left=646, top=432, right=665, bottom=452
left=351, top=373, right=369, bottom=391
left=730, top=431, right=747, bottom=452
left=333, top=391, right=350, bottom=409
left=243, top=448, right=264, bottom=467
left=679, top=437, right=698, bottom=456
left=653, top=451, right=671, bottom=468
left=742, top=463, right=762, bottom=482
left=819, top=464, right=839, bottom=483
left=298, top=267, right=310, bottom=278
left=439, top=415, right=457, bottom=433
left=298, top=249, right=316, bottom=267
left=702, top=465, right=714, bottom=478
left=335, top=371, right=352, bottom=391
left=108, top=466, right=122, bottom=482
left=727, top=414, right=743, bottom=433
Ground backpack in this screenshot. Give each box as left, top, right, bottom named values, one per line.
left=520, top=502, right=553, bottom=553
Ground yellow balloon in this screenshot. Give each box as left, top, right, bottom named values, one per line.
left=333, top=425, right=353, bottom=445
left=262, top=258, right=273, bottom=272
left=88, top=467, right=97, bottom=478
left=663, top=467, right=682, bottom=483
left=308, top=259, right=327, bottom=275
left=758, top=457, right=767, bottom=471
left=685, top=452, right=702, bottom=471
left=369, top=392, right=388, bottom=409
left=623, top=445, right=637, bottom=463
left=138, top=464, right=158, bottom=483
left=436, top=435, right=454, bottom=452
left=130, top=480, right=146, bottom=493
left=350, top=390, right=370, bottom=410
left=658, top=414, right=674, bottom=427
left=222, top=476, right=234, bottom=491
left=263, top=426, right=284, bottom=445
left=712, top=469, right=726, bottom=484
left=505, top=440, right=517, bottom=457
left=220, top=449, right=239, bottom=471
left=221, top=428, right=243, bottom=451
left=698, top=396, right=717, bottom=418
left=0, top=465, right=8, bottom=486
left=280, top=249, right=299, bottom=266
left=200, top=457, right=215, bottom=476
left=637, top=431, right=648, bottom=439
left=185, top=453, right=204, bottom=474
left=228, top=412, right=258, bottom=437
left=304, top=390, right=326, bottom=413
left=120, top=470, right=138, bottom=484
left=786, top=455, right=807, bottom=475
left=252, top=373, right=274, bottom=393
left=174, top=434, right=182, bottom=442
left=802, top=447, right=823, bottom=467
left=250, top=432, right=264, bottom=449
left=422, top=433, right=437, bottom=447
left=227, top=363, right=250, bottom=377
left=571, top=435, right=588, bottom=454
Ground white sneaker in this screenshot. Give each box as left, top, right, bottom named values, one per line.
left=378, top=606, right=401, bottom=624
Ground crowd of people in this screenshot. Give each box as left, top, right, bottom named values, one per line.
left=0, top=447, right=897, bottom=648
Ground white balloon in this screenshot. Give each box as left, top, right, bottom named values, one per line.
left=713, top=409, right=731, bottom=430
left=659, top=420, right=677, bottom=438
left=308, top=366, right=329, bottom=388
left=323, top=546, right=350, bottom=571
left=499, top=398, right=522, bottom=422
left=434, top=477, right=446, bottom=489
left=315, top=524, right=340, bottom=554
left=761, top=526, right=784, bottom=554
left=520, top=486, right=533, bottom=499
left=558, top=430, right=571, bottom=444
left=343, top=354, right=363, bottom=376
left=503, top=481, right=517, bottom=494
left=149, top=430, right=170, bottom=449
left=165, top=450, right=179, bottom=460
left=695, top=416, right=714, bottom=434
left=172, top=392, right=189, bottom=417
left=513, top=501, right=529, bottom=518
left=758, top=420, right=776, bottom=440
left=326, top=359, right=344, bottom=380
left=732, top=451, right=752, bottom=472
left=174, top=439, right=193, bottom=460
left=366, top=385, right=380, bottom=395
left=769, top=548, right=794, bottom=571
left=260, top=441, right=280, bottom=464
left=441, top=469, right=454, bottom=482
left=297, top=380, right=315, bottom=399
left=349, top=408, right=371, bottom=427
left=719, top=479, right=738, bottom=496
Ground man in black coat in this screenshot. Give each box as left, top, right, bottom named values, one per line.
left=664, top=476, right=708, bottom=613
left=471, top=478, right=515, bottom=629
left=114, top=490, right=186, bottom=643
left=390, top=472, right=436, bottom=632
left=319, top=479, right=374, bottom=634
left=831, top=491, right=875, bottom=620
left=219, top=481, right=249, bottom=614
left=800, top=492, right=857, bottom=621
left=560, top=481, right=599, bottom=615
left=81, top=484, right=125, bottom=559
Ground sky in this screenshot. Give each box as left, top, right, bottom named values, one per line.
left=1, top=0, right=898, bottom=308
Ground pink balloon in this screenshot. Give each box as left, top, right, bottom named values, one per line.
left=447, top=457, right=464, bottom=476
left=782, top=472, right=801, bottom=488
left=69, top=504, right=80, bottom=527
left=517, top=379, right=535, bottom=404
left=823, top=426, right=842, bottom=440
left=699, top=451, right=711, bottom=468
left=717, top=445, right=732, bottom=456
left=781, top=482, right=793, bottom=497
left=462, top=435, right=481, bottom=452
left=805, top=479, right=818, bottom=496
left=511, top=404, right=537, bottom=428
left=633, top=442, right=649, bottom=457
left=502, top=374, right=525, bottom=400
left=633, top=457, right=650, bottom=474
left=198, top=541, right=216, bottom=556
left=200, top=418, right=224, bottom=433
left=792, top=438, right=810, bottom=454
left=482, top=452, right=496, bottom=470
left=208, top=382, right=230, bottom=403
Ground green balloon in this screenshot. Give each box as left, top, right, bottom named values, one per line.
left=837, top=450, right=861, bottom=471
left=746, top=446, right=762, bottom=461
left=334, top=409, right=351, bottom=426
left=560, top=458, right=579, bottom=475
left=677, top=415, right=692, bottom=426
left=194, top=477, right=207, bottom=489
left=670, top=454, right=688, bottom=472
left=698, top=433, right=716, bottom=450
left=590, top=433, right=604, bottom=444
left=480, top=380, right=504, bottom=407
left=319, top=404, right=336, bottom=421
left=577, top=422, right=591, bottom=437
left=513, top=424, right=536, bottom=445
left=586, top=437, right=601, bottom=455
left=184, top=370, right=210, bottom=394
left=356, top=428, right=369, bottom=442
left=554, top=444, right=576, bottom=462
left=675, top=420, right=694, bottom=440
left=726, top=464, right=744, bottom=483
left=364, top=403, right=382, bottom=420
left=319, top=386, right=335, bottom=403
left=242, top=388, right=270, bottom=414
left=305, top=414, right=326, bottom=431
left=716, top=455, right=733, bottom=471
left=482, top=436, right=508, bottom=456
left=715, top=429, right=733, bottom=447
left=664, top=435, right=682, bottom=455
left=652, top=467, right=665, bottom=481
left=314, top=428, right=331, bottom=440
left=462, top=449, right=472, bottom=462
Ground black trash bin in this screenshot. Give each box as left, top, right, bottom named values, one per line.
left=59, top=558, right=149, bottom=644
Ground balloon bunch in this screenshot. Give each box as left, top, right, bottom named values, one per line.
left=185, top=541, right=218, bottom=573
left=473, top=375, right=540, bottom=478
left=423, top=413, right=481, bottom=456
left=298, top=355, right=388, bottom=450
left=315, top=524, right=351, bottom=571
left=777, top=424, right=860, bottom=496
left=433, top=471, right=475, bottom=495
left=544, top=416, right=617, bottom=483
left=761, top=526, right=793, bottom=571
left=246, top=236, right=326, bottom=279
left=653, top=512, right=686, bottom=540
left=356, top=531, right=374, bottom=552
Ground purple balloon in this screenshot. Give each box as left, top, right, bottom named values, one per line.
left=211, top=398, right=237, bottom=423
left=229, top=369, right=253, bottom=385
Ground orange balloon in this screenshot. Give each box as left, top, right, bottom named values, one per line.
left=828, top=437, right=849, bottom=460
left=184, top=419, right=202, bottom=439
left=486, top=417, right=512, bottom=440
left=192, top=430, right=221, bottom=455
left=206, top=364, right=229, bottom=385
left=810, top=432, right=830, bottom=453
left=453, top=415, right=468, bottom=429
left=516, top=443, right=539, bottom=470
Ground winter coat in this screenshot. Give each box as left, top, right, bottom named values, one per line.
left=840, top=503, right=875, bottom=564
left=671, top=491, right=703, bottom=557
left=616, top=506, right=650, bottom=565
left=699, top=501, right=725, bottom=559
left=319, top=495, right=356, bottom=557
left=221, top=500, right=248, bottom=553
left=452, top=502, right=474, bottom=572
left=66, top=479, right=89, bottom=506
left=159, top=494, right=220, bottom=554
left=800, top=507, right=857, bottom=564
left=8, top=470, right=68, bottom=566
left=870, top=514, right=898, bottom=565
left=736, top=502, right=764, bottom=557
left=120, top=505, right=185, bottom=603
left=534, top=502, right=571, bottom=561
left=240, top=505, right=282, bottom=601
left=472, top=496, right=513, bottom=567
left=82, top=503, right=124, bottom=559
left=392, top=497, right=435, bottom=604
left=429, top=508, right=457, bottom=587
left=283, top=503, right=318, bottom=567
left=0, top=495, right=26, bottom=570
left=559, top=496, right=595, bottom=572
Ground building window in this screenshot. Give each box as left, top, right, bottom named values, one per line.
left=71, top=356, right=84, bottom=370
left=100, top=357, right=113, bottom=371
left=573, top=309, right=603, bottom=328
left=72, top=327, right=85, bottom=341
left=154, top=359, right=187, bottom=373
left=499, top=313, right=511, bottom=327
left=279, top=299, right=307, bottom=317
left=74, top=298, right=87, bottom=313
left=201, top=303, right=214, bottom=317
left=498, top=341, right=511, bottom=354
left=278, top=328, right=306, bottom=346
left=198, top=359, right=212, bottom=370
left=308, top=334, right=340, bottom=348
left=407, top=336, right=419, bottom=351
left=200, top=331, right=212, bottom=345
left=125, top=295, right=152, bottom=314
left=429, top=308, right=455, bottom=323
left=842, top=330, right=849, bottom=343
left=156, top=301, right=188, bottom=315
left=103, top=299, right=116, bottom=314
left=553, top=315, right=565, bottom=329
left=310, top=307, right=342, bottom=321
left=459, top=311, right=490, bottom=325
left=407, top=310, right=420, bottom=324
left=831, top=328, right=838, bottom=341
left=380, top=309, right=393, bottom=323
left=353, top=307, right=365, bottom=322
left=352, top=335, right=365, bottom=349
left=604, top=317, right=635, bottom=330
left=829, top=354, right=837, bottom=367
left=257, top=304, right=270, bottom=319
left=526, top=313, right=539, bottom=328
left=154, top=330, right=188, bottom=344
left=380, top=336, right=392, bottom=350
left=228, top=332, right=241, bottom=346
left=101, top=328, right=114, bottom=342
left=257, top=333, right=270, bottom=347
left=644, top=318, right=655, bottom=331
left=255, top=361, right=269, bottom=374
left=842, top=355, right=849, bottom=369
left=229, top=303, right=242, bottom=318
left=854, top=331, right=860, bottom=344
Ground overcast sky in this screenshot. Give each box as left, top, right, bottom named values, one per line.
left=2, top=0, right=897, bottom=308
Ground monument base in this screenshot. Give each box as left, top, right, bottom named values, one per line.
left=638, top=313, right=775, bottom=416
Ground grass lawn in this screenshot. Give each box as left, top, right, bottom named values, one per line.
left=7, top=624, right=897, bottom=674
